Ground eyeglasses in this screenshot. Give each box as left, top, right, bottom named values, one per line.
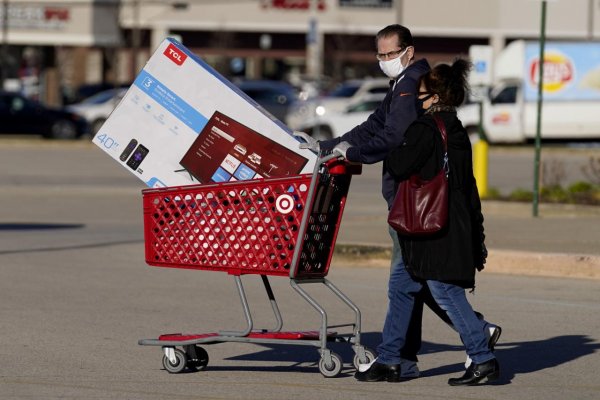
left=376, top=48, right=404, bottom=61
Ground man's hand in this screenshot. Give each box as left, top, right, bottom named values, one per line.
left=333, top=141, right=352, bottom=159
left=293, top=131, right=319, bottom=152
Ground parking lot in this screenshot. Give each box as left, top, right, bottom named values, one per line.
left=0, top=140, right=599, bottom=399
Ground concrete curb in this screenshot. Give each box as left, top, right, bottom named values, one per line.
left=331, top=245, right=600, bottom=280
left=484, top=249, right=600, bottom=280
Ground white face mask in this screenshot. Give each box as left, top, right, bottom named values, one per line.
left=378, top=47, right=409, bottom=79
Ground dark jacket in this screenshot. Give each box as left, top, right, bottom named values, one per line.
left=320, top=59, right=431, bottom=208
left=384, top=112, right=486, bottom=287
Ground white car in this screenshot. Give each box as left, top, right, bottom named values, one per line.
left=286, top=78, right=389, bottom=133
left=292, top=93, right=386, bottom=140
left=67, top=87, right=127, bottom=134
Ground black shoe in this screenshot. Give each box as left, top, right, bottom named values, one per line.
left=488, top=325, right=502, bottom=351
left=355, top=361, right=402, bottom=382
left=448, top=358, right=500, bottom=386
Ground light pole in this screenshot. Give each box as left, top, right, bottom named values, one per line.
left=306, top=0, right=322, bottom=79
left=532, top=0, right=547, bottom=217
left=130, top=0, right=141, bottom=79
left=1, top=0, right=9, bottom=89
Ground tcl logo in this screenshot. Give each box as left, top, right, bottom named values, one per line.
left=164, top=44, right=187, bottom=66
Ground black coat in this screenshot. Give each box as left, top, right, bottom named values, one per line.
left=384, top=112, right=486, bottom=288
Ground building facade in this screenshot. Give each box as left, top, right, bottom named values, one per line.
left=1, top=0, right=599, bottom=105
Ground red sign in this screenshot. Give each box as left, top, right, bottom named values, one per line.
left=263, top=0, right=326, bottom=10
left=163, top=44, right=187, bottom=66
left=44, top=8, right=70, bottom=21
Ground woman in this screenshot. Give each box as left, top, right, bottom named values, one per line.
left=384, top=58, right=499, bottom=386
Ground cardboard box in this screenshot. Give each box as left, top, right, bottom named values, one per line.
left=94, top=38, right=316, bottom=188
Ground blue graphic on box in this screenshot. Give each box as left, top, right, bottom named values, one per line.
left=165, top=38, right=293, bottom=135
left=211, top=167, right=232, bottom=182
left=233, top=163, right=256, bottom=180
left=146, top=177, right=167, bottom=188
left=134, top=70, right=208, bottom=132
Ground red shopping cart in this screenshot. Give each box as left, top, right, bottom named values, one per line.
left=138, top=153, right=375, bottom=377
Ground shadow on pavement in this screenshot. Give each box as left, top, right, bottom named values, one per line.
left=0, top=222, right=84, bottom=230
left=211, top=332, right=599, bottom=382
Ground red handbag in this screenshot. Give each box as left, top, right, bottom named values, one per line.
left=388, top=114, right=449, bottom=236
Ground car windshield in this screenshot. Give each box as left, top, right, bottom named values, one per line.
left=80, top=89, right=121, bottom=105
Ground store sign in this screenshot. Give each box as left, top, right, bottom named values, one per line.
left=339, top=0, right=392, bottom=7
left=263, top=0, right=326, bottom=10
left=0, top=5, right=70, bottom=30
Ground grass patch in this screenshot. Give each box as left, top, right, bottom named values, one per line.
left=334, top=244, right=392, bottom=260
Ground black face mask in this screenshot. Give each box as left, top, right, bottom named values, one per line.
left=415, top=93, right=433, bottom=117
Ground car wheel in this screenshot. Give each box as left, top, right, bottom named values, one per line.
left=49, top=120, right=78, bottom=140
left=92, top=118, right=107, bottom=135
left=309, top=126, right=333, bottom=141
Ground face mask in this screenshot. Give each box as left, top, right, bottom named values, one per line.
left=378, top=48, right=409, bottom=79
left=415, top=93, right=433, bottom=117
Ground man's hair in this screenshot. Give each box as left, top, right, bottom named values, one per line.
left=375, top=24, right=414, bottom=50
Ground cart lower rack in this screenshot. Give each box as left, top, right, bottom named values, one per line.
left=138, top=154, right=374, bottom=377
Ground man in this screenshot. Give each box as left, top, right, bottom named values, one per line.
left=295, top=24, right=500, bottom=382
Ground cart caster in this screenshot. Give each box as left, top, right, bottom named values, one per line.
left=184, top=345, right=209, bottom=371
left=162, top=348, right=187, bottom=373
left=318, top=352, right=343, bottom=378
left=352, top=347, right=376, bottom=371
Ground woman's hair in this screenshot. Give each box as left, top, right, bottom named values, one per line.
left=420, top=58, right=473, bottom=107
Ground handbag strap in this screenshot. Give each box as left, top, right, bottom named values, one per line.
left=431, top=114, right=449, bottom=176
left=431, top=114, right=448, bottom=151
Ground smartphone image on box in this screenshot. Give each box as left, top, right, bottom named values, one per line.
left=119, top=139, right=138, bottom=161
left=126, top=144, right=150, bottom=170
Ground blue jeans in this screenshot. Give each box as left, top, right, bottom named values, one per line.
left=426, top=280, right=495, bottom=365
left=377, top=228, right=495, bottom=366
left=376, top=228, right=424, bottom=365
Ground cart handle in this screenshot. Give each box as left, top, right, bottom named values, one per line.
left=316, top=153, right=362, bottom=176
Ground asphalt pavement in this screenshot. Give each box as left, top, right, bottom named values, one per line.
left=0, top=139, right=599, bottom=399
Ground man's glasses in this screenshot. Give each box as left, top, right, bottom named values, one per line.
left=376, top=49, right=404, bottom=61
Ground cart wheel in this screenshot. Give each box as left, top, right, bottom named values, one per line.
left=318, top=352, right=343, bottom=378
left=162, top=348, right=186, bottom=373
left=352, top=347, right=376, bottom=371
left=185, top=345, right=209, bottom=371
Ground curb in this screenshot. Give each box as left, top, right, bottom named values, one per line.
left=331, top=245, right=600, bottom=280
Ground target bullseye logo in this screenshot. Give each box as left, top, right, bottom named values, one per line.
left=275, top=194, right=294, bottom=214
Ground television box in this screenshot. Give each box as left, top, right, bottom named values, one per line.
left=93, top=38, right=316, bottom=188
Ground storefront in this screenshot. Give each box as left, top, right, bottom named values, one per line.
left=0, top=0, right=121, bottom=104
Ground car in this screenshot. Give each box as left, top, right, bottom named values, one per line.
left=233, top=80, right=298, bottom=122
left=286, top=78, right=390, bottom=131
left=67, top=88, right=127, bottom=134
left=0, top=91, right=89, bottom=139
left=291, top=93, right=386, bottom=140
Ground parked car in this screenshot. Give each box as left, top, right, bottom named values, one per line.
left=291, top=93, right=386, bottom=140
left=286, top=78, right=389, bottom=131
left=62, top=82, right=129, bottom=105
left=0, top=91, right=89, bottom=139
left=67, top=87, right=127, bottom=134
left=233, top=80, right=298, bottom=122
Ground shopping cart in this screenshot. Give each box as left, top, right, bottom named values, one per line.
left=138, top=153, right=375, bottom=377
